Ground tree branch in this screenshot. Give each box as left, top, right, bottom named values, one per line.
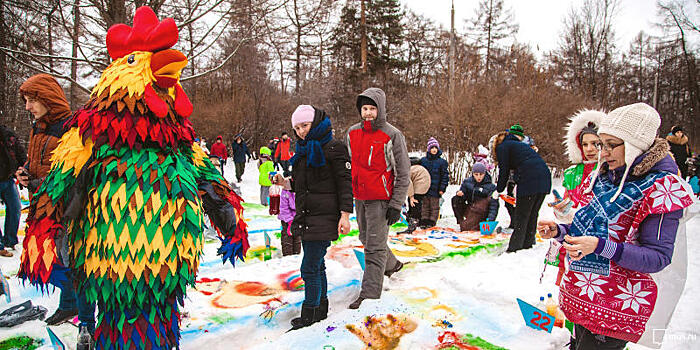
left=3, top=50, right=91, bottom=93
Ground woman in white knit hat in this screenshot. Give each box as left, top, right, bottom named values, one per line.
left=538, top=103, right=697, bottom=349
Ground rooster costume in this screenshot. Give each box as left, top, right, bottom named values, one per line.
left=19, top=7, right=248, bottom=349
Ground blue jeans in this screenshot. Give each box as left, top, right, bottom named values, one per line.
left=58, top=282, right=96, bottom=332
left=0, top=180, right=21, bottom=250
left=300, top=240, right=330, bottom=307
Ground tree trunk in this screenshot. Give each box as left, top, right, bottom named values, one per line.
left=0, top=0, right=6, bottom=123
left=70, top=0, right=81, bottom=110
left=360, top=0, right=367, bottom=75
left=485, top=0, right=493, bottom=77
left=48, top=2, right=55, bottom=70
left=294, top=0, right=301, bottom=93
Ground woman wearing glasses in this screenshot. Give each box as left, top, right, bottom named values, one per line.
left=538, top=103, right=696, bottom=350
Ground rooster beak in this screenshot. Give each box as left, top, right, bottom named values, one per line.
left=151, top=49, right=187, bottom=88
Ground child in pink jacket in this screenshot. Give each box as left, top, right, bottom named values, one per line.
left=274, top=174, right=300, bottom=255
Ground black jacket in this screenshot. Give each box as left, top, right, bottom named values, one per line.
left=496, top=133, right=551, bottom=196
left=291, top=111, right=353, bottom=241
left=0, top=126, right=27, bottom=182
left=231, top=140, right=251, bottom=163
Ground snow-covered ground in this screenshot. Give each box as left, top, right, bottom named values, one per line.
left=1, top=160, right=698, bottom=349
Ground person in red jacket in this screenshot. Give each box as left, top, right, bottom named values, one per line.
left=345, top=87, right=410, bottom=310
left=275, top=132, right=294, bottom=176
left=210, top=135, right=228, bottom=175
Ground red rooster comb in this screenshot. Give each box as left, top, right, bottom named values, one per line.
left=106, top=6, right=179, bottom=60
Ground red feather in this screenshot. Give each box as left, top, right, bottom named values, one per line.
left=144, top=84, right=168, bottom=118
left=174, top=84, right=193, bottom=118
left=106, top=6, right=179, bottom=60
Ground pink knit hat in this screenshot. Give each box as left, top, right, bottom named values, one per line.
left=291, top=105, right=315, bottom=127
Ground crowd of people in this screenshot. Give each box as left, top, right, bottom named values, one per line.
left=1, top=72, right=699, bottom=349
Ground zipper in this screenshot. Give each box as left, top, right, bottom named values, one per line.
left=382, top=174, right=390, bottom=197
left=657, top=213, right=664, bottom=240
left=368, top=146, right=373, bottom=167
left=40, top=138, right=50, bottom=165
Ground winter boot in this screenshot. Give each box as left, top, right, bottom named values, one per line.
left=384, top=261, right=404, bottom=278
left=76, top=323, right=95, bottom=350
left=290, top=305, right=317, bottom=330
left=348, top=297, right=364, bottom=310
left=45, top=308, right=78, bottom=325
left=314, top=298, right=328, bottom=322
left=398, top=218, right=418, bottom=234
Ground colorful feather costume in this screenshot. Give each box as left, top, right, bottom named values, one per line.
left=19, top=6, right=248, bottom=349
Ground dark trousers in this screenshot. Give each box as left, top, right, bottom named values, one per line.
left=451, top=195, right=467, bottom=225
left=234, top=162, right=245, bottom=182
left=421, top=196, right=441, bottom=224
left=0, top=180, right=20, bottom=249
left=406, top=194, right=424, bottom=220
left=505, top=180, right=516, bottom=228
left=280, top=221, right=301, bottom=256
left=300, top=240, right=330, bottom=307
left=506, top=193, right=546, bottom=252
left=569, top=324, right=628, bottom=350
left=58, top=281, right=96, bottom=332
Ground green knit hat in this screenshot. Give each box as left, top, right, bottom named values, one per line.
left=260, top=146, right=272, bottom=156
left=509, top=124, right=524, bottom=137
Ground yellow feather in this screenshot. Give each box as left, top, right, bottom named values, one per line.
left=92, top=51, right=155, bottom=99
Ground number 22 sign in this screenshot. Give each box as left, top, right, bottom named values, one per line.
left=516, top=298, right=555, bottom=333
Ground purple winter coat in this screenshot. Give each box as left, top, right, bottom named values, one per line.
left=556, top=152, right=684, bottom=274
left=278, top=189, right=296, bottom=223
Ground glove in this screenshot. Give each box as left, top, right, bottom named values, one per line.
left=386, top=207, right=401, bottom=225
left=491, top=191, right=499, bottom=200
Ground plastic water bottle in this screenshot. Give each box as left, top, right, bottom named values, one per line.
left=536, top=296, right=546, bottom=310
left=546, top=293, right=557, bottom=316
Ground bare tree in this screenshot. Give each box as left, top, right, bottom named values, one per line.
left=467, top=0, right=518, bottom=77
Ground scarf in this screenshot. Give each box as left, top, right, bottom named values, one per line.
left=290, top=116, right=333, bottom=168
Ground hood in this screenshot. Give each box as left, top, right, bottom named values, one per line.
left=564, top=109, right=604, bottom=164
left=19, top=74, right=72, bottom=124
left=665, top=133, right=688, bottom=146
left=356, top=87, right=387, bottom=131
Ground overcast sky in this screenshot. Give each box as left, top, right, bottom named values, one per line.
left=402, top=0, right=661, bottom=54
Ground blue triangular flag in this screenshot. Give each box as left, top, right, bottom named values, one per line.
left=353, top=249, right=366, bottom=271
left=47, top=327, right=66, bottom=350
left=516, top=298, right=554, bottom=333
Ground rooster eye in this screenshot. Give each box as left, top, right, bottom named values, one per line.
left=127, top=54, right=135, bottom=64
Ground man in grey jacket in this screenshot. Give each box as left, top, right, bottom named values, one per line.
left=346, top=87, right=410, bottom=309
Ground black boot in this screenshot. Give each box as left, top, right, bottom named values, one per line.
left=348, top=297, right=364, bottom=309
left=45, top=308, right=78, bottom=325
left=399, top=218, right=418, bottom=234
left=314, top=298, right=328, bottom=322
left=384, top=260, right=404, bottom=278
left=290, top=305, right=317, bottom=330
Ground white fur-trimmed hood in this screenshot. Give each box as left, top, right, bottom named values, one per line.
left=564, top=109, right=605, bottom=164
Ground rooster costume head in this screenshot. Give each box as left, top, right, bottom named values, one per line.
left=93, top=6, right=192, bottom=119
